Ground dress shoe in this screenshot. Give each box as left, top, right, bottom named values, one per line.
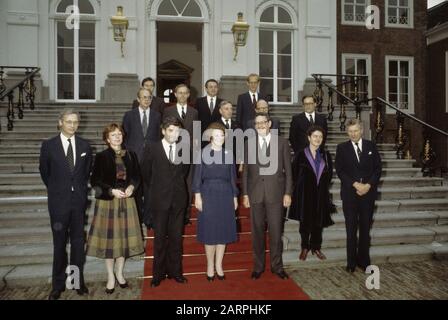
left=76, top=285, right=89, bottom=296
left=311, top=249, right=327, bottom=260
left=48, top=289, right=62, bottom=300
left=274, top=270, right=289, bottom=280
left=115, top=275, right=129, bottom=289
left=105, top=287, right=115, bottom=295
left=217, top=274, right=226, bottom=280
left=151, top=279, right=161, bottom=288
left=346, top=266, right=356, bottom=273
left=357, top=264, right=368, bottom=272
left=206, top=275, right=215, bottom=282
left=170, top=275, right=188, bottom=284
left=251, top=271, right=262, bottom=280
left=299, top=248, right=309, bottom=261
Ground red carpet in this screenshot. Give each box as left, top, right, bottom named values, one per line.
left=141, top=200, right=310, bottom=300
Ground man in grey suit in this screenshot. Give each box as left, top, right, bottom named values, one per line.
left=242, top=113, right=292, bottom=280
left=163, top=84, right=199, bottom=224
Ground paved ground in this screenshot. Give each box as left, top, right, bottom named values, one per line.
left=1, top=260, right=447, bottom=300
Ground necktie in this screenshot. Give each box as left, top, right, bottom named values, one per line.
left=309, top=114, right=314, bottom=125
left=261, top=137, right=267, bottom=157
left=225, top=120, right=230, bottom=129
left=67, top=138, right=74, bottom=172
left=169, top=145, right=173, bottom=163
left=142, top=110, right=148, bottom=137
left=252, top=94, right=257, bottom=109
left=355, top=142, right=362, bottom=162
left=210, top=98, right=214, bottom=114
left=181, top=106, right=186, bottom=120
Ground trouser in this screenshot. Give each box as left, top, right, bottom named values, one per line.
left=300, top=226, right=323, bottom=250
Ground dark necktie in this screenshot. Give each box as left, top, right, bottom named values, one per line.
left=252, top=94, right=257, bottom=109
left=169, top=145, right=173, bottom=163
left=261, top=137, right=267, bottom=157
left=142, top=110, right=148, bottom=137
left=67, top=138, right=74, bottom=172
left=210, top=98, right=214, bottom=114
left=181, top=106, right=186, bottom=120
left=225, top=119, right=230, bottom=129
left=355, top=142, right=362, bottom=162
left=309, top=114, right=314, bottom=125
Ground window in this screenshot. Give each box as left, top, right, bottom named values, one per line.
left=386, top=56, right=414, bottom=113
left=342, top=0, right=369, bottom=25
left=342, top=54, right=372, bottom=101
left=158, top=0, right=202, bottom=18
left=386, top=0, right=413, bottom=28
left=258, top=6, right=294, bottom=104
left=55, top=0, right=96, bottom=101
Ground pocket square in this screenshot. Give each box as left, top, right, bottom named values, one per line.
left=368, top=151, right=372, bottom=155
left=81, top=153, right=87, bottom=157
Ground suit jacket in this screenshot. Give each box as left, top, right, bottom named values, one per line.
left=195, top=96, right=223, bottom=133
left=335, top=139, right=382, bottom=202
left=217, top=118, right=241, bottom=130
left=247, top=117, right=281, bottom=135
left=122, top=107, right=161, bottom=162
left=141, top=141, right=190, bottom=215
left=236, top=92, right=265, bottom=130
left=39, top=135, right=92, bottom=216
left=242, top=134, right=293, bottom=204
left=289, top=112, right=328, bottom=154
left=132, top=96, right=166, bottom=115
left=90, top=148, right=141, bottom=200
left=163, top=105, right=199, bottom=149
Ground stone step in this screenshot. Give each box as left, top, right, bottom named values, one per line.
left=0, top=196, right=94, bottom=212
left=334, top=199, right=448, bottom=214
left=331, top=186, right=448, bottom=201
left=283, top=242, right=448, bottom=268
left=1, top=257, right=144, bottom=288
left=0, top=137, right=105, bottom=145
left=283, top=225, right=448, bottom=251
left=331, top=176, right=444, bottom=188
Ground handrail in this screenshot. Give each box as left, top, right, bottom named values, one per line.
left=0, top=67, right=40, bottom=100
left=312, top=74, right=358, bottom=105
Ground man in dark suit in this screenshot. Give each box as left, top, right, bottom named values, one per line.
left=335, top=119, right=382, bottom=273
left=132, top=77, right=166, bottom=115
left=39, top=109, right=92, bottom=300
left=289, top=95, right=328, bottom=154
left=163, top=84, right=199, bottom=224
left=217, top=100, right=241, bottom=131
left=123, top=88, right=162, bottom=225
left=236, top=73, right=265, bottom=130
left=242, top=113, right=293, bottom=280
left=195, top=79, right=223, bottom=134
left=141, top=117, right=190, bottom=287
left=247, top=100, right=281, bottom=134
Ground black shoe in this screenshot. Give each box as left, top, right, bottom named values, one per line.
left=217, top=274, right=226, bottom=280
left=171, top=275, right=188, bottom=284
left=151, top=279, right=161, bottom=288
left=346, top=266, right=356, bottom=273
left=274, top=270, right=289, bottom=280
left=105, top=287, right=115, bottom=295
left=251, top=271, right=262, bottom=280
left=357, top=264, right=368, bottom=272
left=76, top=285, right=89, bottom=296
left=115, top=275, right=129, bottom=289
left=206, top=275, right=215, bottom=282
left=48, top=289, right=62, bottom=300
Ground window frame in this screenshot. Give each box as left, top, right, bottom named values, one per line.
left=385, top=55, right=415, bottom=114
left=341, top=53, right=372, bottom=102
left=341, top=0, right=371, bottom=26
left=385, top=0, right=414, bottom=29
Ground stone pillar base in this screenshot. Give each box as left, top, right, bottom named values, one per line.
left=103, top=73, right=139, bottom=103
left=3, top=71, right=44, bottom=103
left=219, top=75, right=247, bottom=105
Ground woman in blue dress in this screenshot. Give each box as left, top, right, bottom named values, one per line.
left=192, top=122, right=239, bottom=281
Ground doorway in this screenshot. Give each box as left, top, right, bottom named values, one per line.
left=156, top=21, right=203, bottom=104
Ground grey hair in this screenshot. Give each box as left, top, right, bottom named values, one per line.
left=58, top=108, right=80, bottom=122
left=346, top=118, right=363, bottom=129
left=219, top=100, right=233, bottom=109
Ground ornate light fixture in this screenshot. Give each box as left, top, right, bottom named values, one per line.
left=231, top=12, right=250, bottom=61
left=110, top=6, right=129, bottom=58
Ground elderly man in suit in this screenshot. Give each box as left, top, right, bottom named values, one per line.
left=236, top=73, right=265, bottom=130
left=289, top=95, right=328, bottom=154
left=335, top=119, right=382, bottom=273
left=247, top=99, right=281, bottom=134
left=141, top=117, right=190, bottom=287
left=39, top=108, right=92, bottom=300
left=163, top=84, right=199, bottom=225
left=132, top=77, right=166, bottom=115
left=123, top=88, right=162, bottom=226
left=242, top=113, right=293, bottom=280
left=195, top=79, right=223, bottom=134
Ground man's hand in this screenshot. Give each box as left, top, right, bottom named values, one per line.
left=356, top=183, right=371, bottom=196
left=243, top=195, right=250, bottom=209
left=195, top=193, right=203, bottom=212
left=283, top=195, right=292, bottom=208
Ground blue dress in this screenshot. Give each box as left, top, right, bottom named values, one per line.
left=192, top=147, right=239, bottom=245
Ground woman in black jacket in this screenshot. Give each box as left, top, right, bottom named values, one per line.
left=289, top=125, right=334, bottom=261
left=86, top=123, right=144, bottom=294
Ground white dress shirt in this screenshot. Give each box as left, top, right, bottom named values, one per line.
left=139, top=107, right=150, bottom=126
left=249, top=91, right=258, bottom=103
left=352, top=139, right=363, bottom=162
left=207, top=95, right=217, bottom=111
left=162, top=139, right=176, bottom=162
left=60, top=133, right=76, bottom=166
left=258, top=133, right=271, bottom=149
left=305, top=111, right=316, bottom=123
left=222, top=117, right=232, bottom=128
left=176, top=104, right=188, bottom=119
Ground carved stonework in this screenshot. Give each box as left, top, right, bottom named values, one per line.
left=147, top=0, right=211, bottom=19
left=256, top=0, right=298, bottom=18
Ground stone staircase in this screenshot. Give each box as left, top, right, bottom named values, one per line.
left=0, top=102, right=447, bottom=289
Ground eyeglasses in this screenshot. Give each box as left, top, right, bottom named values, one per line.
left=254, top=120, right=268, bottom=126
left=63, top=120, right=79, bottom=126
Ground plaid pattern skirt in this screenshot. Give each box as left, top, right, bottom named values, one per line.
left=86, top=197, right=145, bottom=259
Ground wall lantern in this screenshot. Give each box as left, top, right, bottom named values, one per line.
left=110, top=6, right=129, bottom=58
left=231, top=12, right=250, bottom=61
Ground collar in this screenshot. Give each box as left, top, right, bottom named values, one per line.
left=352, top=139, right=363, bottom=149
left=162, top=139, right=176, bottom=150
left=305, top=111, right=316, bottom=118
left=60, top=132, right=75, bottom=142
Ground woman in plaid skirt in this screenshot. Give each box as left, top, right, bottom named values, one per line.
left=86, top=123, right=144, bottom=294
